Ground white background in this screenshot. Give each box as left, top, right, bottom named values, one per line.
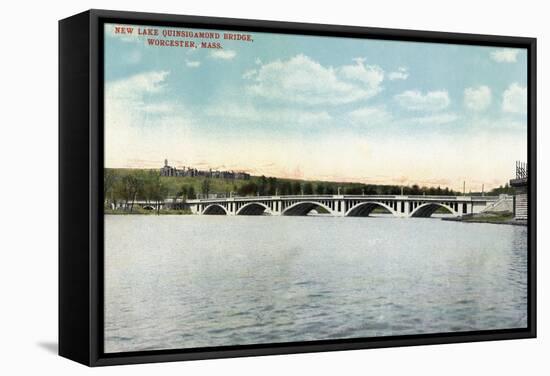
left=0, top=0, right=547, bottom=374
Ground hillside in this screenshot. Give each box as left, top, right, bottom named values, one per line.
left=104, top=168, right=464, bottom=200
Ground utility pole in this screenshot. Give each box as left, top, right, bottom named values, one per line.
left=401, top=186, right=404, bottom=196
left=337, top=186, right=341, bottom=195
left=482, top=184, right=484, bottom=197
left=463, top=181, right=466, bottom=196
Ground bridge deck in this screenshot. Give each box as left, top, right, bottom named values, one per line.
left=169, top=194, right=502, bottom=218
left=182, top=194, right=499, bottom=204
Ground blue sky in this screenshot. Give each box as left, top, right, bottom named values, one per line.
left=104, top=23, right=527, bottom=190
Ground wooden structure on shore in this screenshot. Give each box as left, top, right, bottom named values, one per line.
left=510, top=161, right=528, bottom=220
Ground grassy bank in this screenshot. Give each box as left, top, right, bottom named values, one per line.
left=443, top=211, right=521, bottom=225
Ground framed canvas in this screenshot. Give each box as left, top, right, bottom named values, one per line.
left=59, top=9, right=537, bottom=366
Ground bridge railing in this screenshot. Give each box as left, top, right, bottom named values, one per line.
left=182, top=194, right=499, bottom=203
left=471, top=195, right=500, bottom=201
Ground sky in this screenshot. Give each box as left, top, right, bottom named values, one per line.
left=104, top=23, right=528, bottom=191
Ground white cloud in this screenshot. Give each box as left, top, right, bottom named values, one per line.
left=472, top=116, right=526, bottom=132
left=394, top=90, right=450, bottom=111
left=490, top=49, right=520, bottom=63
left=141, top=102, right=176, bottom=114
left=464, top=85, right=492, bottom=111
left=103, top=72, right=526, bottom=190
left=207, top=103, right=332, bottom=127
left=348, top=106, right=392, bottom=126
left=210, top=50, right=236, bottom=60
left=106, top=71, right=169, bottom=102
left=104, top=71, right=200, bottom=168
left=105, top=71, right=179, bottom=127
left=502, top=83, right=527, bottom=114
left=242, top=69, right=257, bottom=79
left=339, top=58, right=384, bottom=86
left=408, top=113, right=458, bottom=125
left=348, top=106, right=457, bottom=127
left=388, top=67, right=409, bottom=81
left=247, top=54, right=384, bottom=105
left=185, top=59, right=201, bottom=68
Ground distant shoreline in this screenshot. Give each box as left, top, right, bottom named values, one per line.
left=442, top=213, right=526, bottom=226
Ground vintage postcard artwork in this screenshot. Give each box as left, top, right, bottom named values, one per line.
left=103, top=23, right=528, bottom=353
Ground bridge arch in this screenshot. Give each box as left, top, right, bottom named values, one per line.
left=409, top=202, right=458, bottom=218
left=236, top=202, right=272, bottom=216
left=141, top=205, right=156, bottom=210
left=202, top=203, right=228, bottom=215
left=282, top=201, right=333, bottom=216
left=345, top=201, right=398, bottom=217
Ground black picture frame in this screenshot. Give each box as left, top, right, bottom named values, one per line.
left=59, top=9, right=537, bottom=367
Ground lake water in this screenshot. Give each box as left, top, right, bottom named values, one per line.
left=104, top=215, right=528, bottom=353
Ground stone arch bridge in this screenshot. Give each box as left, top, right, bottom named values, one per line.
left=178, top=195, right=498, bottom=218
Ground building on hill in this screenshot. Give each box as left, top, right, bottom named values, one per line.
left=160, top=159, right=177, bottom=177
left=160, top=159, right=250, bottom=180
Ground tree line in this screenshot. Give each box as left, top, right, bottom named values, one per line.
left=105, top=168, right=469, bottom=213
left=235, top=175, right=460, bottom=197
left=104, top=169, right=206, bottom=213
left=104, top=169, right=170, bottom=213
left=488, top=183, right=516, bottom=195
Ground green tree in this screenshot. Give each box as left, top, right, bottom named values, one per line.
left=174, top=185, right=189, bottom=209
left=258, top=175, right=268, bottom=196
left=114, top=174, right=142, bottom=212
left=187, top=185, right=197, bottom=199
left=178, top=185, right=188, bottom=199
left=148, top=178, right=168, bottom=214
left=364, top=185, right=377, bottom=195
left=267, top=177, right=278, bottom=195
left=237, top=182, right=258, bottom=196
left=201, top=178, right=212, bottom=197
left=103, top=169, right=117, bottom=206
left=344, top=185, right=363, bottom=195
left=291, top=181, right=302, bottom=195
left=490, top=183, right=516, bottom=195
left=139, top=171, right=159, bottom=203
left=279, top=181, right=292, bottom=195
left=315, top=183, right=326, bottom=195
left=303, top=182, right=314, bottom=195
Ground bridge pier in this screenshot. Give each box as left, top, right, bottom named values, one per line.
left=228, top=199, right=236, bottom=215
left=334, top=196, right=345, bottom=216
left=271, top=197, right=282, bottom=216
left=397, top=196, right=410, bottom=217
